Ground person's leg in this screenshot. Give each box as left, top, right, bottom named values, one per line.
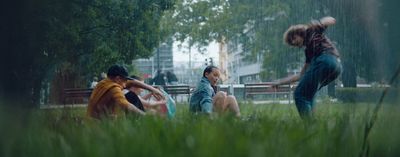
left=294, top=53, right=342, bottom=119
left=213, top=91, right=241, bottom=117
left=316, top=54, right=342, bottom=88
left=213, top=91, right=227, bottom=113
left=225, top=95, right=241, bottom=117
left=294, top=72, right=319, bottom=119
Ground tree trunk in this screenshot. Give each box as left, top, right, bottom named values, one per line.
left=341, top=61, right=357, bottom=87
left=327, top=82, right=336, bottom=98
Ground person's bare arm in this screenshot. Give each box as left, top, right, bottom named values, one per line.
left=127, top=80, right=164, bottom=100
left=139, top=96, right=166, bottom=111
left=149, top=99, right=167, bottom=106
left=319, top=16, right=336, bottom=26
left=141, top=93, right=153, bottom=100
left=125, top=103, right=146, bottom=115
left=110, top=87, right=146, bottom=115
left=307, top=16, right=336, bottom=32
left=271, top=63, right=309, bottom=86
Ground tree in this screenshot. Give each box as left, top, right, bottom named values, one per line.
left=163, top=0, right=399, bottom=88
left=164, top=0, right=295, bottom=80
left=0, top=0, right=175, bottom=107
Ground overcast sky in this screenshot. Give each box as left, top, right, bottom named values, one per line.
left=173, top=41, right=220, bottom=64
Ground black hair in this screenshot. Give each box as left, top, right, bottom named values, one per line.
left=107, top=64, right=129, bottom=79
left=211, top=85, right=218, bottom=94
left=203, top=65, right=218, bottom=77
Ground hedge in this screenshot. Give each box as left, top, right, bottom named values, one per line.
left=336, top=87, right=399, bottom=103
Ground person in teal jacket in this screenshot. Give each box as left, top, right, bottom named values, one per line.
left=189, top=66, right=241, bottom=117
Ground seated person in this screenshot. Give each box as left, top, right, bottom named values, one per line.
left=125, top=75, right=170, bottom=117
left=86, top=65, right=164, bottom=120
left=189, top=65, right=241, bottom=117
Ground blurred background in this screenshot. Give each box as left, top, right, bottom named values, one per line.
left=1, top=0, right=399, bottom=107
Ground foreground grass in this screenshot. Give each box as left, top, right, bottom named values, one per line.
left=1, top=102, right=400, bottom=157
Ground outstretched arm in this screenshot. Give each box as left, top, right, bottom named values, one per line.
left=270, top=63, right=309, bottom=86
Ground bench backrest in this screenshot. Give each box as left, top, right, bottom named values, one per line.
left=243, top=83, right=296, bottom=103
left=63, top=88, right=92, bottom=105
left=163, top=85, right=192, bottom=95
left=64, top=88, right=93, bottom=98
left=244, top=83, right=293, bottom=94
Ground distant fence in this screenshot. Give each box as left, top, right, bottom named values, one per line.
left=172, top=84, right=398, bottom=103
left=217, top=84, right=296, bottom=102
left=41, top=82, right=397, bottom=107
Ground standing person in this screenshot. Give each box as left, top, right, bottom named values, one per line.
left=166, top=71, right=178, bottom=85
left=268, top=16, right=342, bottom=119
left=189, top=66, right=241, bottom=117
left=100, top=72, right=107, bottom=80
left=86, top=65, right=164, bottom=120
left=90, top=76, right=99, bottom=89
left=150, top=70, right=166, bottom=86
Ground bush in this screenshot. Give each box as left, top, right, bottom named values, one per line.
left=336, top=87, right=399, bottom=103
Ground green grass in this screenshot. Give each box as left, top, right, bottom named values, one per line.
left=1, top=102, right=400, bottom=157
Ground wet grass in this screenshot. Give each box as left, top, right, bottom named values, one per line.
left=1, top=102, right=400, bottom=157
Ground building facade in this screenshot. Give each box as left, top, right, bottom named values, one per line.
left=132, top=42, right=174, bottom=80
left=224, top=38, right=264, bottom=84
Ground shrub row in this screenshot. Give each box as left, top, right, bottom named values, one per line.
left=336, top=87, right=399, bottom=103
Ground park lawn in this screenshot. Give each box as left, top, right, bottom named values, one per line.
left=1, top=102, right=400, bottom=157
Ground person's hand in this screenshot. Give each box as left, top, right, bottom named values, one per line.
left=320, top=16, right=336, bottom=26
left=262, top=82, right=279, bottom=93
left=153, top=96, right=167, bottom=104
left=151, top=89, right=165, bottom=100
left=267, top=82, right=280, bottom=89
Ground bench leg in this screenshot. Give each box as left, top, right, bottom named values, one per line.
left=63, top=98, right=67, bottom=108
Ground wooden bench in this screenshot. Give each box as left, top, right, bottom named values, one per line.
left=244, top=83, right=295, bottom=103
left=162, top=85, right=192, bottom=102
left=63, top=88, right=92, bottom=106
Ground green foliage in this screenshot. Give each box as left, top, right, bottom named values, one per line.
left=164, top=0, right=400, bottom=85
left=1, top=0, right=175, bottom=106
left=126, top=64, right=142, bottom=77
left=54, top=0, right=175, bottom=74
left=336, top=87, right=400, bottom=103
left=163, top=0, right=326, bottom=80
left=2, top=103, right=400, bottom=156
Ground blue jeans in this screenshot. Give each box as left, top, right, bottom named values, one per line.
left=294, top=52, right=342, bottom=119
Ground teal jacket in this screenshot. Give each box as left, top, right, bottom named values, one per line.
left=189, top=77, right=215, bottom=114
